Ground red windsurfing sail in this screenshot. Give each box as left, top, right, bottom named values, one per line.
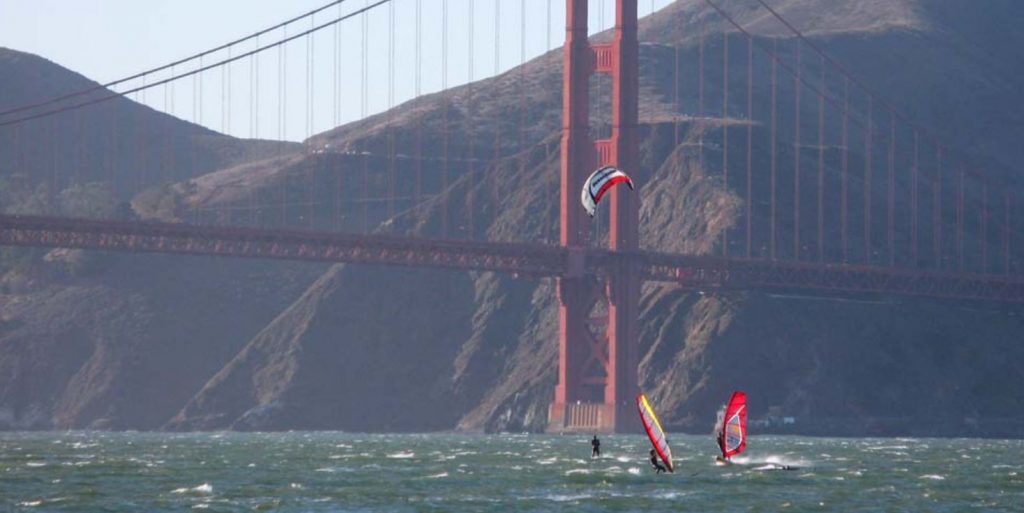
left=718, top=391, right=747, bottom=458
left=637, top=393, right=674, bottom=473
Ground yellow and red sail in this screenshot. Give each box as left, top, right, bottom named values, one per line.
left=636, top=393, right=674, bottom=473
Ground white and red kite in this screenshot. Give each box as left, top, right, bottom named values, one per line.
left=580, top=165, right=635, bottom=217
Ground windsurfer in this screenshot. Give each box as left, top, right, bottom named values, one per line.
left=715, top=431, right=731, bottom=464
left=649, top=449, right=668, bottom=474
left=591, top=435, right=601, bottom=458
left=637, top=393, right=675, bottom=473
left=716, top=391, right=747, bottom=465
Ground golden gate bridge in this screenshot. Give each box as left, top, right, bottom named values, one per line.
left=1, top=0, right=1022, bottom=432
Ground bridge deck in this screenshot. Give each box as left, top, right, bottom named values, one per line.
left=3, top=214, right=1023, bottom=303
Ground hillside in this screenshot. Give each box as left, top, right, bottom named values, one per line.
left=0, top=47, right=296, bottom=201
left=0, top=49, right=314, bottom=430
left=3, top=0, right=1024, bottom=435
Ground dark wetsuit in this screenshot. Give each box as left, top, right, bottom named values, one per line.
left=650, top=450, right=667, bottom=474
left=591, top=436, right=601, bottom=458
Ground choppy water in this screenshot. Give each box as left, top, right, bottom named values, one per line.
left=1, top=432, right=1022, bottom=512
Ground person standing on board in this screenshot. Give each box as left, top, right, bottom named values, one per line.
left=649, top=449, right=668, bottom=474
left=591, top=435, right=601, bottom=458
left=715, top=430, right=731, bottom=465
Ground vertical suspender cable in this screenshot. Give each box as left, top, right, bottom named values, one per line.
left=958, top=165, right=964, bottom=271
left=492, top=0, right=501, bottom=213
left=191, top=60, right=199, bottom=222
left=442, top=0, right=449, bottom=237
left=223, top=48, right=230, bottom=136
left=171, top=66, right=177, bottom=186
left=934, top=147, right=943, bottom=268
left=793, top=40, right=801, bottom=260
left=279, top=28, right=287, bottom=226
left=841, top=77, right=848, bottom=262
left=335, top=6, right=343, bottom=230
left=388, top=0, right=396, bottom=220
left=721, top=31, right=729, bottom=257
left=769, top=38, right=777, bottom=260
left=467, top=0, right=476, bottom=239
left=698, top=22, right=704, bottom=171
left=745, top=35, right=752, bottom=258
left=308, top=16, right=316, bottom=229
left=546, top=0, right=553, bottom=243
left=519, top=0, right=527, bottom=242
left=137, top=77, right=146, bottom=198
left=673, top=7, right=680, bottom=155
left=863, top=97, right=872, bottom=263
left=888, top=111, right=895, bottom=266
left=982, top=182, right=988, bottom=273
left=415, top=0, right=423, bottom=208
left=817, top=54, right=825, bottom=263
left=361, top=2, right=369, bottom=234
left=250, top=44, right=258, bottom=226
left=1005, top=192, right=1011, bottom=274
left=197, top=55, right=205, bottom=223
left=912, top=130, right=919, bottom=265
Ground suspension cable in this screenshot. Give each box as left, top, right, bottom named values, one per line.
left=0, top=0, right=355, bottom=119
left=0, top=0, right=391, bottom=128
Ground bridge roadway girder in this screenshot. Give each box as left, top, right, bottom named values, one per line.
left=0, top=215, right=565, bottom=275
left=632, top=253, right=1024, bottom=304
left=2, top=214, right=1024, bottom=304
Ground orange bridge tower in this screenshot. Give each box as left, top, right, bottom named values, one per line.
left=548, top=0, right=640, bottom=433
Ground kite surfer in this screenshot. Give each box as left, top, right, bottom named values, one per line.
left=591, top=435, right=601, bottom=458
left=649, top=449, right=668, bottom=474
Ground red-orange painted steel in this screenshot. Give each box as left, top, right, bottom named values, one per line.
left=552, top=0, right=593, bottom=433
left=552, top=0, right=639, bottom=434
left=3, top=214, right=1024, bottom=304
left=605, top=0, right=640, bottom=432
left=0, top=214, right=566, bottom=275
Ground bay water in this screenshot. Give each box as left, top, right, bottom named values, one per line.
left=2, top=432, right=1021, bottom=511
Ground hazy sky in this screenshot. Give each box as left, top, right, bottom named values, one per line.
left=1, top=0, right=670, bottom=141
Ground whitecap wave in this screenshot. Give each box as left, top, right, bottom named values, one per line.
left=653, top=491, right=689, bottom=500
left=171, top=483, right=213, bottom=495
left=544, top=493, right=593, bottom=502
left=734, top=454, right=811, bottom=468
left=386, top=451, right=415, bottom=459
left=865, top=445, right=909, bottom=451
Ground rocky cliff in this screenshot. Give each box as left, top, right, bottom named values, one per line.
left=3, top=0, right=1024, bottom=436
